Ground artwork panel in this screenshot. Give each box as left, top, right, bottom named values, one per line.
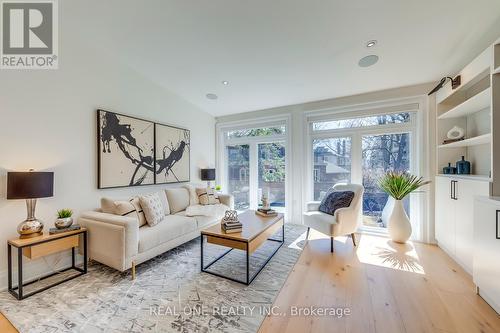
left=98, top=110, right=155, bottom=188
left=155, top=123, right=190, bottom=184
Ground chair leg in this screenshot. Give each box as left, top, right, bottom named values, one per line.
left=351, top=233, right=357, bottom=247
left=131, top=261, right=136, bottom=280
left=330, top=237, right=334, bottom=253
left=306, top=227, right=310, bottom=241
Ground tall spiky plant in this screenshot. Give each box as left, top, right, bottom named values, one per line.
left=378, top=171, right=430, bottom=200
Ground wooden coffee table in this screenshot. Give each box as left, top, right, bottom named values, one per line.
left=200, top=210, right=284, bottom=285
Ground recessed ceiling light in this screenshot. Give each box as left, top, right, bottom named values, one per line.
left=358, top=55, right=379, bottom=67
left=206, top=93, right=218, bottom=100
left=222, top=80, right=229, bottom=85
left=366, top=40, right=377, bottom=48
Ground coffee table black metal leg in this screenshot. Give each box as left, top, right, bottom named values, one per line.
left=246, top=243, right=250, bottom=285
left=17, top=247, right=23, bottom=300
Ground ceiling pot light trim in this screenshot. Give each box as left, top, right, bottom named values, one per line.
left=206, top=93, right=218, bottom=100
left=358, top=55, right=379, bottom=67
left=222, top=80, right=229, bottom=85
left=366, top=40, right=377, bottom=48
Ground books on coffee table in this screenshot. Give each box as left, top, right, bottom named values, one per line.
left=255, top=208, right=277, bottom=217
left=222, top=220, right=242, bottom=234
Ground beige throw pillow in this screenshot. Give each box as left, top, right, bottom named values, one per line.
left=100, top=197, right=147, bottom=227
left=196, top=187, right=220, bottom=205
left=139, top=193, right=165, bottom=227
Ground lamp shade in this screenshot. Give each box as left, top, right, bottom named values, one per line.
left=200, top=168, right=216, bottom=181
left=7, top=172, right=54, bottom=199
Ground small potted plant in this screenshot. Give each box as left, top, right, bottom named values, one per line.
left=378, top=172, right=430, bottom=243
left=55, top=209, right=74, bottom=229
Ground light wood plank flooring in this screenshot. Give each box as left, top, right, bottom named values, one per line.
left=2, top=230, right=498, bottom=333
left=259, top=230, right=500, bottom=333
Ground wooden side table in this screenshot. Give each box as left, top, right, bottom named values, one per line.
left=7, top=228, right=87, bottom=300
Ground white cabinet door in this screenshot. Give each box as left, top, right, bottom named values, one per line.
left=435, top=176, right=455, bottom=254
left=454, top=179, right=489, bottom=273
left=473, top=198, right=500, bottom=314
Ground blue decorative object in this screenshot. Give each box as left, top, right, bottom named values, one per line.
left=456, top=156, right=471, bottom=174
left=443, top=163, right=456, bottom=174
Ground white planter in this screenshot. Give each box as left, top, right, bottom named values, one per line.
left=388, top=199, right=412, bottom=243
left=381, top=197, right=395, bottom=228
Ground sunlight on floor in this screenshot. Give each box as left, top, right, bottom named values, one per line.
left=356, top=235, right=425, bottom=274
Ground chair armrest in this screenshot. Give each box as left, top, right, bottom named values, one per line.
left=218, top=194, right=234, bottom=209
left=306, top=201, right=321, bottom=212
left=78, top=211, right=139, bottom=271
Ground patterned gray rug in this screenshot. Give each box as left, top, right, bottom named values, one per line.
left=0, top=224, right=307, bottom=333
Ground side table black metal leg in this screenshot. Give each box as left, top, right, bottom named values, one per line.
left=71, top=247, right=75, bottom=268
left=17, top=247, right=23, bottom=300
left=200, top=234, right=204, bottom=272
left=7, top=244, right=12, bottom=293
left=83, top=231, right=88, bottom=273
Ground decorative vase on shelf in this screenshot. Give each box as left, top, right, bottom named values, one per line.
left=443, top=163, right=457, bottom=174
left=456, top=156, right=471, bottom=174
left=388, top=200, right=412, bottom=244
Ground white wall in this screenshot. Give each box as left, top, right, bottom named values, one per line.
left=216, top=83, right=436, bottom=242
left=0, top=29, right=215, bottom=288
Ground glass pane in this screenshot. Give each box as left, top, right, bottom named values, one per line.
left=258, top=142, right=285, bottom=209
left=313, top=113, right=410, bottom=131
left=227, top=125, right=285, bottom=139
left=362, top=133, right=411, bottom=228
left=312, top=137, right=352, bottom=200
left=226, top=145, right=250, bottom=210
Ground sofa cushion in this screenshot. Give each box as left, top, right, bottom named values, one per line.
left=139, top=193, right=165, bottom=227
left=157, top=190, right=170, bottom=215
left=165, top=188, right=190, bottom=214
left=174, top=211, right=219, bottom=229
left=183, top=184, right=200, bottom=205
left=101, top=197, right=147, bottom=227
left=185, top=204, right=229, bottom=218
left=138, top=215, right=197, bottom=253
left=196, top=187, right=220, bottom=205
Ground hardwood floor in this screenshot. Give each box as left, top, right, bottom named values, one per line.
left=259, top=230, right=500, bottom=333
left=2, top=230, right=498, bottom=333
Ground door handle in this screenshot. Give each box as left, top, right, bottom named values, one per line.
left=450, top=180, right=454, bottom=200
left=496, top=210, right=500, bottom=239
left=452, top=180, right=458, bottom=200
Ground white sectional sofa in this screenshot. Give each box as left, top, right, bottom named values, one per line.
left=79, top=186, right=233, bottom=275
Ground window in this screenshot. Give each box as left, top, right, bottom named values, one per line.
left=220, top=121, right=288, bottom=214
left=310, top=111, right=417, bottom=230
left=312, top=137, right=352, bottom=200
left=312, top=112, right=411, bottom=131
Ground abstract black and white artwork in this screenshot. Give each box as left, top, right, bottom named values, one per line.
left=155, top=123, right=190, bottom=184
left=98, top=110, right=155, bottom=188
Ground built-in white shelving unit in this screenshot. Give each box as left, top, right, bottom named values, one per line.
left=435, top=41, right=500, bottom=184
left=437, top=87, right=491, bottom=119
left=437, top=133, right=491, bottom=149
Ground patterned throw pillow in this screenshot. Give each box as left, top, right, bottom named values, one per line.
left=139, top=193, right=165, bottom=227
left=318, top=190, right=355, bottom=216
left=196, top=187, right=220, bottom=205
left=100, top=197, right=147, bottom=227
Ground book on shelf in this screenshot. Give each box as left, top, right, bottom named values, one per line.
left=443, top=138, right=465, bottom=144
left=48, top=224, right=81, bottom=234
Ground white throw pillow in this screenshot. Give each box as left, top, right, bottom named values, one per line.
left=156, top=190, right=170, bottom=215
left=139, top=193, right=165, bottom=227
left=183, top=184, right=200, bottom=205
left=100, top=197, right=147, bottom=227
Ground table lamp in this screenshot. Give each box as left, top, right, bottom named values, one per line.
left=7, top=171, right=54, bottom=238
left=200, top=168, right=216, bottom=188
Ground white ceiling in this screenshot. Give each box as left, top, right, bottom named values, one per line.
left=66, top=0, right=500, bottom=116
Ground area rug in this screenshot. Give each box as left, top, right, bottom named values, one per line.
left=0, top=224, right=307, bottom=333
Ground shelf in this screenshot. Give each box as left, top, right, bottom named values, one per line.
left=494, top=66, right=500, bottom=75
left=438, top=88, right=491, bottom=119
left=438, top=133, right=491, bottom=148
left=436, top=174, right=491, bottom=182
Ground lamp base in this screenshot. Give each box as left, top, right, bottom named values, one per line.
left=17, top=218, right=44, bottom=238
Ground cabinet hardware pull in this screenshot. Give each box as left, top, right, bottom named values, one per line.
left=496, top=210, right=500, bottom=240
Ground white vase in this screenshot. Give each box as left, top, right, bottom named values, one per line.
left=381, top=197, right=395, bottom=228
left=388, top=199, right=412, bottom=243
